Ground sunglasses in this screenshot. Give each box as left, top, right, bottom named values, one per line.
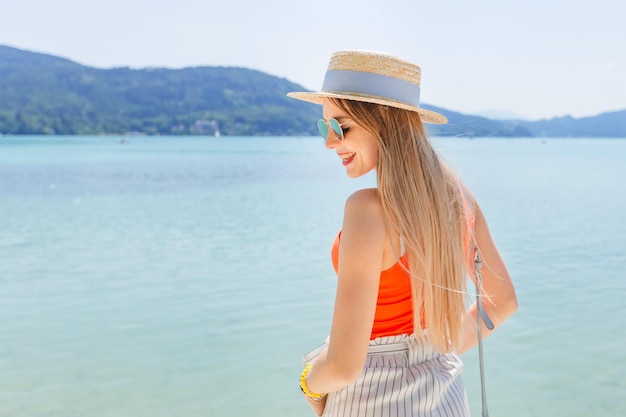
left=317, top=118, right=345, bottom=141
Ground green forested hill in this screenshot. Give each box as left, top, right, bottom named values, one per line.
left=1, top=45, right=624, bottom=137
left=0, top=45, right=319, bottom=135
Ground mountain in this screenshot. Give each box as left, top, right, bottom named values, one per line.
left=476, top=109, right=528, bottom=120
left=422, top=104, right=533, bottom=137
left=517, top=110, right=626, bottom=137
left=0, top=45, right=319, bottom=135
left=0, top=45, right=624, bottom=137
left=424, top=106, right=626, bottom=138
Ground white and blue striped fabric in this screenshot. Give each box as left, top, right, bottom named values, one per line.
left=303, top=333, right=470, bottom=417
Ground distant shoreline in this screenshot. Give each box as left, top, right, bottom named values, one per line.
left=1, top=44, right=625, bottom=138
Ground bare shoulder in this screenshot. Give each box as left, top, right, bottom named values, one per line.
left=344, top=188, right=383, bottom=219
left=345, top=188, right=380, bottom=206
left=342, top=188, right=385, bottom=237
left=340, top=188, right=386, bottom=264
left=462, top=188, right=486, bottom=229
left=463, top=187, right=496, bottom=247
left=457, top=183, right=484, bottom=226
left=458, top=182, right=479, bottom=212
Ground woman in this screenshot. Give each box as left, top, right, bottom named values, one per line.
left=288, top=50, right=518, bottom=417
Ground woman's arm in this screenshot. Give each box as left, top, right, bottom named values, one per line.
left=304, top=189, right=385, bottom=395
left=458, top=201, right=518, bottom=355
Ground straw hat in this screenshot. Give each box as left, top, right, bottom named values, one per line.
left=288, top=50, right=447, bottom=124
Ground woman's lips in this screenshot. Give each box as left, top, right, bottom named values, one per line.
left=339, top=152, right=356, bottom=166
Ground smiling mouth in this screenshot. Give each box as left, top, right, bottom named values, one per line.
left=341, top=152, right=356, bottom=165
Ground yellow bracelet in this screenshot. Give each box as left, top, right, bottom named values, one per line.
left=300, top=363, right=327, bottom=400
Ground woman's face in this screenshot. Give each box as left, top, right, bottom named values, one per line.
left=322, top=100, right=379, bottom=178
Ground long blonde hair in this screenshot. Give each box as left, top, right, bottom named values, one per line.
left=332, top=98, right=472, bottom=353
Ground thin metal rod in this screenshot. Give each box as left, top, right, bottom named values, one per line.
left=474, top=249, right=491, bottom=417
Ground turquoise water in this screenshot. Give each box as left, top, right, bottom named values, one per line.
left=1, top=136, right=625, bottom=417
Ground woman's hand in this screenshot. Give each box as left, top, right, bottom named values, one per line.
left=304, top=394, right=327, bottom=416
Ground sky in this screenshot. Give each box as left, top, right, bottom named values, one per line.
left=1, top=0, right=624, bottom=120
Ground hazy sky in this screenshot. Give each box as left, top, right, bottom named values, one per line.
left=2, top=0, right=624, bottom=120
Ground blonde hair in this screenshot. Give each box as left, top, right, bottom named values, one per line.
left=331, top=98, right=472, bottom=353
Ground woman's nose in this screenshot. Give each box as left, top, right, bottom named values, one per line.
left=324, top=133, right=341, bottom=149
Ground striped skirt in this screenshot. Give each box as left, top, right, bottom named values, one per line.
left=302, top=333, right=470, bottom=417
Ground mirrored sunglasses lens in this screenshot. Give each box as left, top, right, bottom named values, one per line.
left=317, top=119, right=329, bottom=140
left=329, top=118, right=343, bottom=141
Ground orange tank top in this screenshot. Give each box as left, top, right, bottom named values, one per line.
left=331, top=231, right=416, bottom=340
left=330, top=194, right=475, bottom=340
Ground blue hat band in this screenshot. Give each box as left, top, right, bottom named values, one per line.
left=321, top=69, right=421, bottom=107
